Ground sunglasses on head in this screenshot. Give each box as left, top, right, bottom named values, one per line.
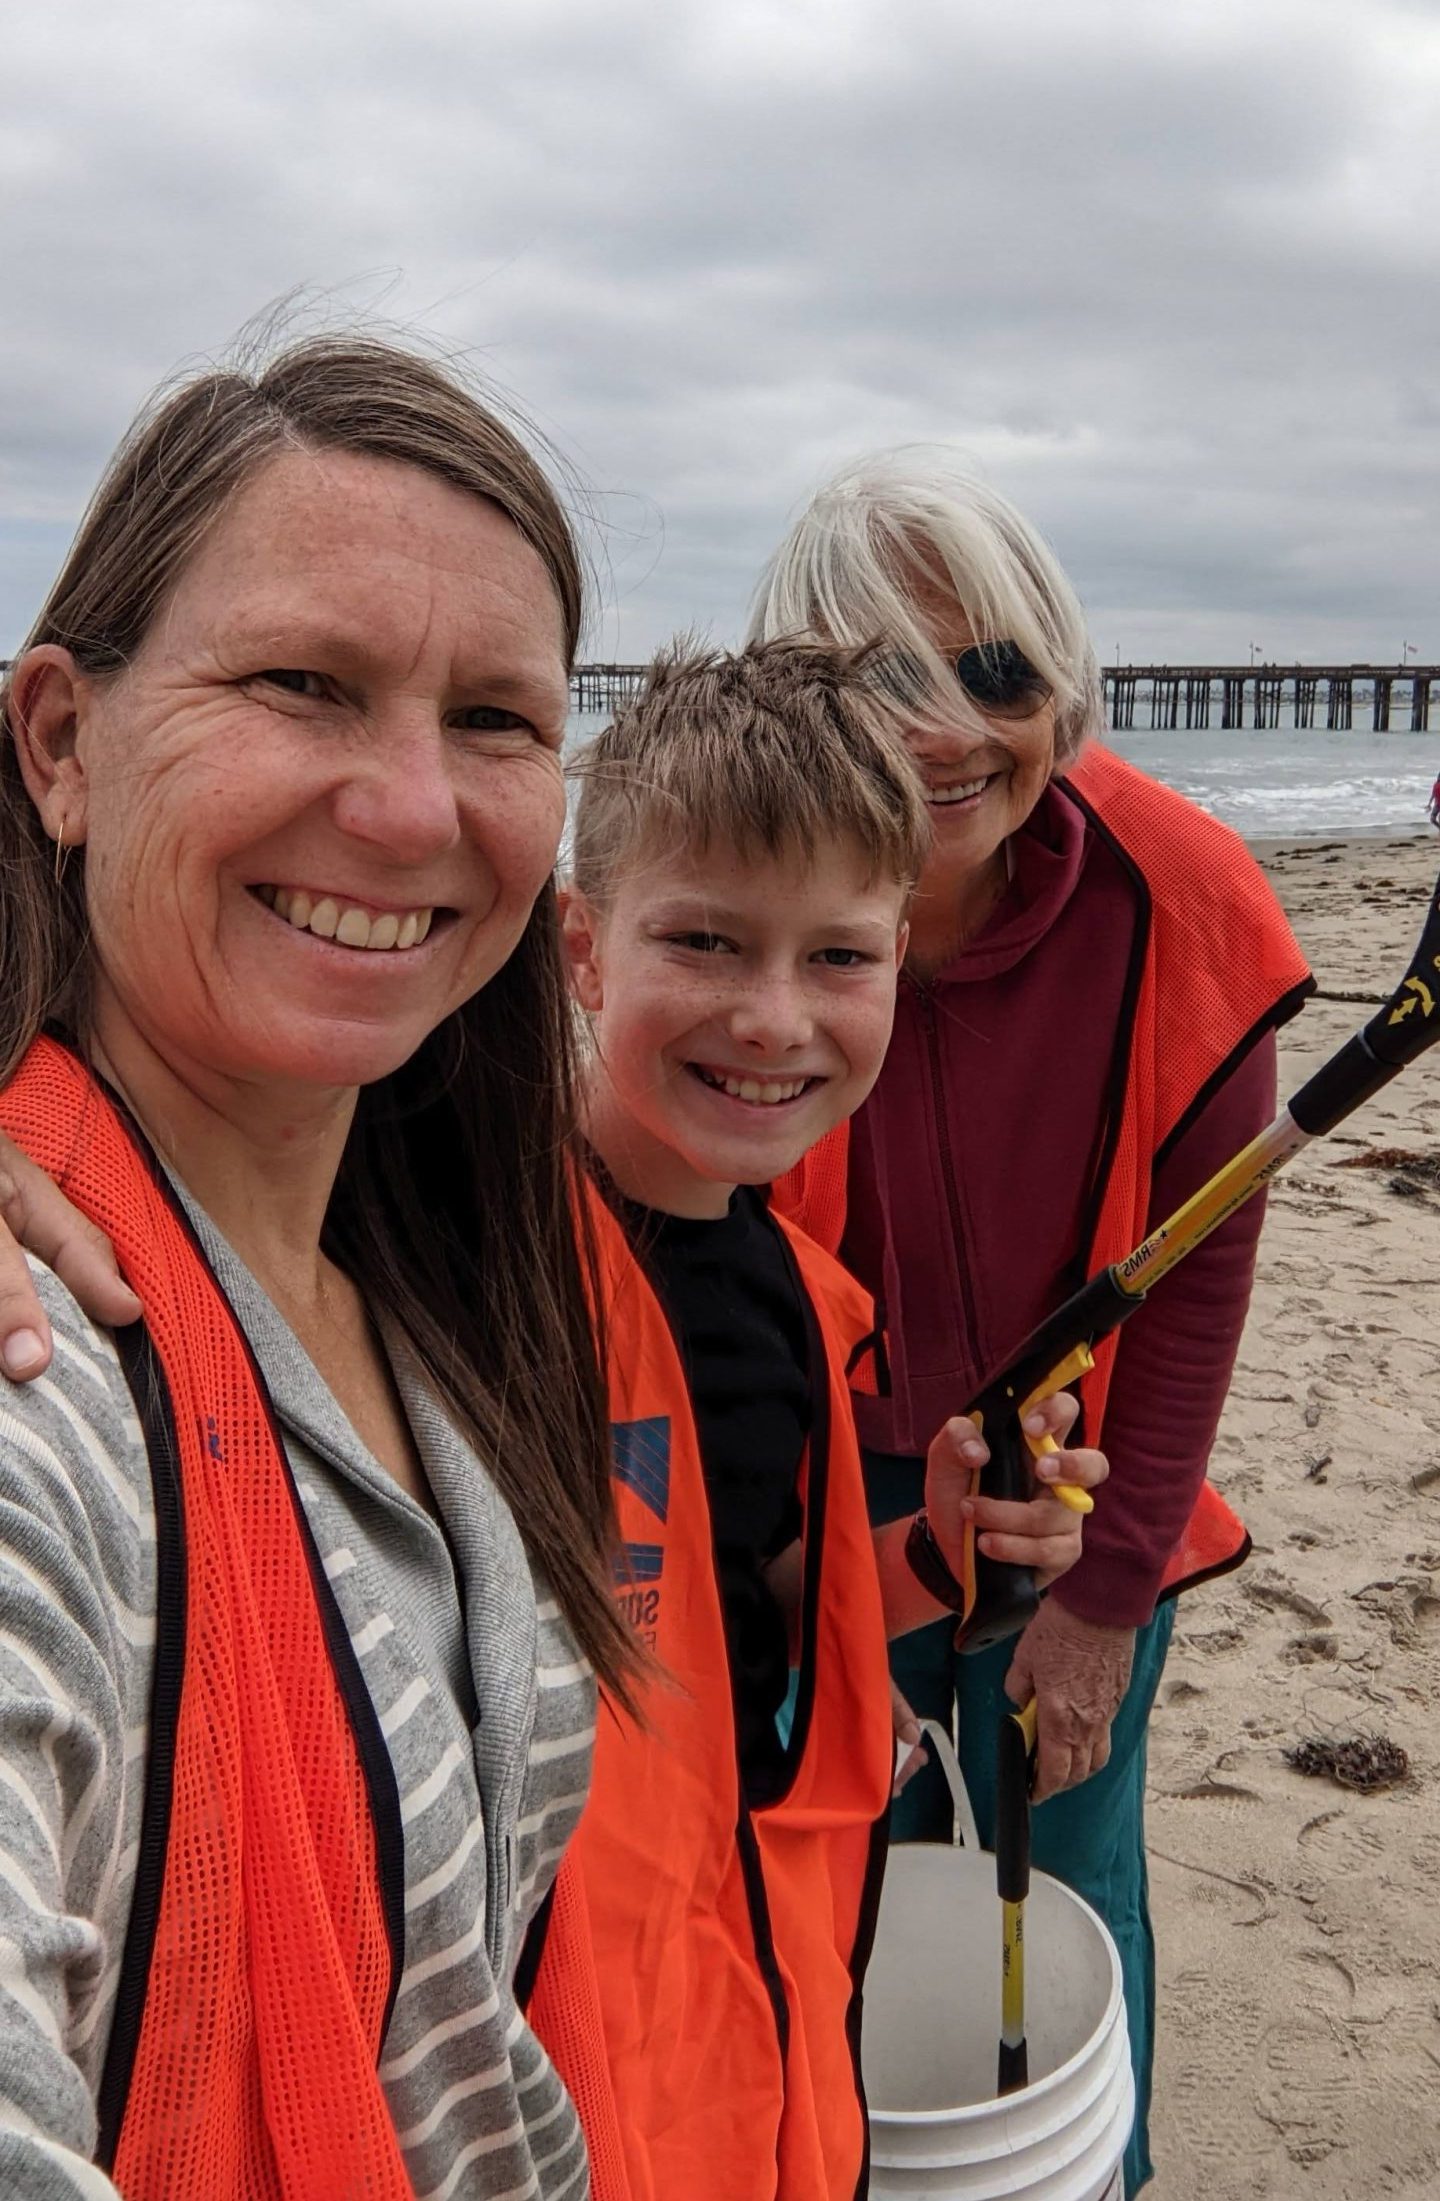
left=953, top=640, right=1049, bottom=717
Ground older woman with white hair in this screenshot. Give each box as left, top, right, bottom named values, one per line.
left=755, top=451, right=1312, bottom=2196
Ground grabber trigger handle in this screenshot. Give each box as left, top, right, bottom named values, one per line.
left=1020, top=1345, right=1096, bottom=1515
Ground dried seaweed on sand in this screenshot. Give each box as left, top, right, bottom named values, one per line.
left=1282, top=1734, right=1410, bottom=1793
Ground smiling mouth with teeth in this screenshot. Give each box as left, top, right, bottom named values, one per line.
left=691, top=1066, right=821, bottom=1107
left=253, top=884, right=435, bottom=952
left=928, top=772, right=996, bottom=806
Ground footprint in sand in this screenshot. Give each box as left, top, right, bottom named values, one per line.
left=1295, top=1808, right=1386, bottom=1871
left=1256, top=2002, right=1440, bottom=2184
left=1244, top=1573, right=1332, bottom=1628
left=1254, top=2011, right=1358, bottom=2165
left=1351, top=1574, right=1440, bottom=1650
left=1182, top=1624, right=1247, bottom=1656
left=1162, top=1974, right=1272, bottom=2189
left=1406, top=1831, right=1440, bottom=1886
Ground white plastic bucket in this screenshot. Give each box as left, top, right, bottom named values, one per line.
left=864, top=1721, right=1133, bottom=2200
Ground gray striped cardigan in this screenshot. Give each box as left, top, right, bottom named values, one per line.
left=0, top=1198, right=594, bottom=2200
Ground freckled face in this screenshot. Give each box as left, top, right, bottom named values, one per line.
left=71, top=447, right=570, bottom=1096
left=568, top=837, right=909, bottom=1218
left=901, top=571, right=1058, bottom=891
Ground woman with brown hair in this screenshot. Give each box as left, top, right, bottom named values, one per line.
left=0, top=335, right=633, bottom=2199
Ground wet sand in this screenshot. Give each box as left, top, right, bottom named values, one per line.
left=1149, top=831, right=1440, bottom=2198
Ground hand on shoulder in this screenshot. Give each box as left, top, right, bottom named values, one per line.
left=0, top=1132, right=139, bottom=1378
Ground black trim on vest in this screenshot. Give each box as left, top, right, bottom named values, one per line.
left=246, top=1354, right=409, bottom=2039
left=513, top=1880, right=557, bottom=2011
left=735, top=1807, right=792, bottom=2075
left=1051, top=777, right=1154, bottom=1385
left=844, top=1806, right=893, bottom=2201
left=607, top=1197, right=805, bottom=2086
left=166, top=1194, right=410, bottom=2040
left=598, top=1188, right=849, bottom=2095
left=96, top=1325, right=187, bottom=2170
left=1153, top=976, right=1315, bottom=1172
left=762, top=1236, right=832, bottom=1807
left=267, top=1390, right=409, bottom=2041
left=1054, top=776, right=1313, bottom=1306
left=735, top=1242, right=835, bottom=2095
left=57, top=1040, right=408, bottom=2046
left=610, top=1189, right=831, bottom=2082
left=1158, top=1527, right=1253, bottom=1605
left=607, top=1183, right=835, bottom=1815
left=845, top=1313, right=891, bottom=1398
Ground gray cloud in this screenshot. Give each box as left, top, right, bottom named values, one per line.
left=3, top=0, right=1438, bottom=663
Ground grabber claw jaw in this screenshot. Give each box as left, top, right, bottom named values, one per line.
left=1292, top=869, right=1440, bottom=1136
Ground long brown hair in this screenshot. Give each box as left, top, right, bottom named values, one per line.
left=0, top=335, right=638, bottom=1703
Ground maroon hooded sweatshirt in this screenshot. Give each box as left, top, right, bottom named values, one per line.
left=842, top=778, right=1277, bottom=1629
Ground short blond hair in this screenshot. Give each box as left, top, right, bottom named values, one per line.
left=570, top=639, right=931, bottom=905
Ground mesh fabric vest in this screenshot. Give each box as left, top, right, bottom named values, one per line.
left=774, top=745, right=1313, bottom=1598
left=528, top=1186, right=891, bottom=2200
left=0, top=1038, right=408, bottom=2201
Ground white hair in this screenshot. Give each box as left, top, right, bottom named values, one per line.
left=746, top=447, right=1102, bottom=767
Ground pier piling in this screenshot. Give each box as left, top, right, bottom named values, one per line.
left=569, top=664, right=649, bottom=714
left=1093, top=663, right=1436, bottom=736
left=565, top=662, right=1440, bottom=737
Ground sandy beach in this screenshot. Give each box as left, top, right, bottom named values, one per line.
left=1148, top=830, right=1440, bottom=2198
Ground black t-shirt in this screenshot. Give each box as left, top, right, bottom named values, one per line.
left=615, top=1183, right=811, bottom=1800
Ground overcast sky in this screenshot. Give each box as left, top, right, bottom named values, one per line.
left=3, top=0, right=1438, bottom=666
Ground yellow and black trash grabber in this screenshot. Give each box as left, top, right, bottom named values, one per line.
left=995, top=1696, right=1039, bottom=2095
left=952, top=863, right=1440, bottom=1655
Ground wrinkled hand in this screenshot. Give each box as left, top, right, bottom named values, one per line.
left=1003, top=1599, right=1136, bottom=1802
left=890, top=1679, right=928, bottom=1797
left=923, top=1391, right=1108, bottom=1591
left=0, top=1134, right=140, bottom=1376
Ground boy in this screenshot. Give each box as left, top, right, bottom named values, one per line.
left=527, top=642, right=1103, bottom=2199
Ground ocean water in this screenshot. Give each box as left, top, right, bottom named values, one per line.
left=568, top=711, right=1438, bottom=845
left=1104, top=726, right=1436, bottom=842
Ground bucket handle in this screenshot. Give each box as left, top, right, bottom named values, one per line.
left=916, top=1718, right=982, bottom=1851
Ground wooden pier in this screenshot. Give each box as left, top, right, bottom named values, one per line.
left=1102, top=664, right=1438, bottom=733
left=570, top=662, right=1437, bottom=731
left=570, top=663, right=649, bottom=712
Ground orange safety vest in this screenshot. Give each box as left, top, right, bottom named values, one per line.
left=528, top=1187, right=893, bottom=2201
left=774, top=746, right=1313, bottom=1600
left=0, top=1038, right=410, bottom=2201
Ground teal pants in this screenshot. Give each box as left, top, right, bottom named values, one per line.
left=869, top=1450, right=1175, bottom=2199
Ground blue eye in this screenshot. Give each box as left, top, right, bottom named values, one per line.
left=668, top=931, right=731, bottom=953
